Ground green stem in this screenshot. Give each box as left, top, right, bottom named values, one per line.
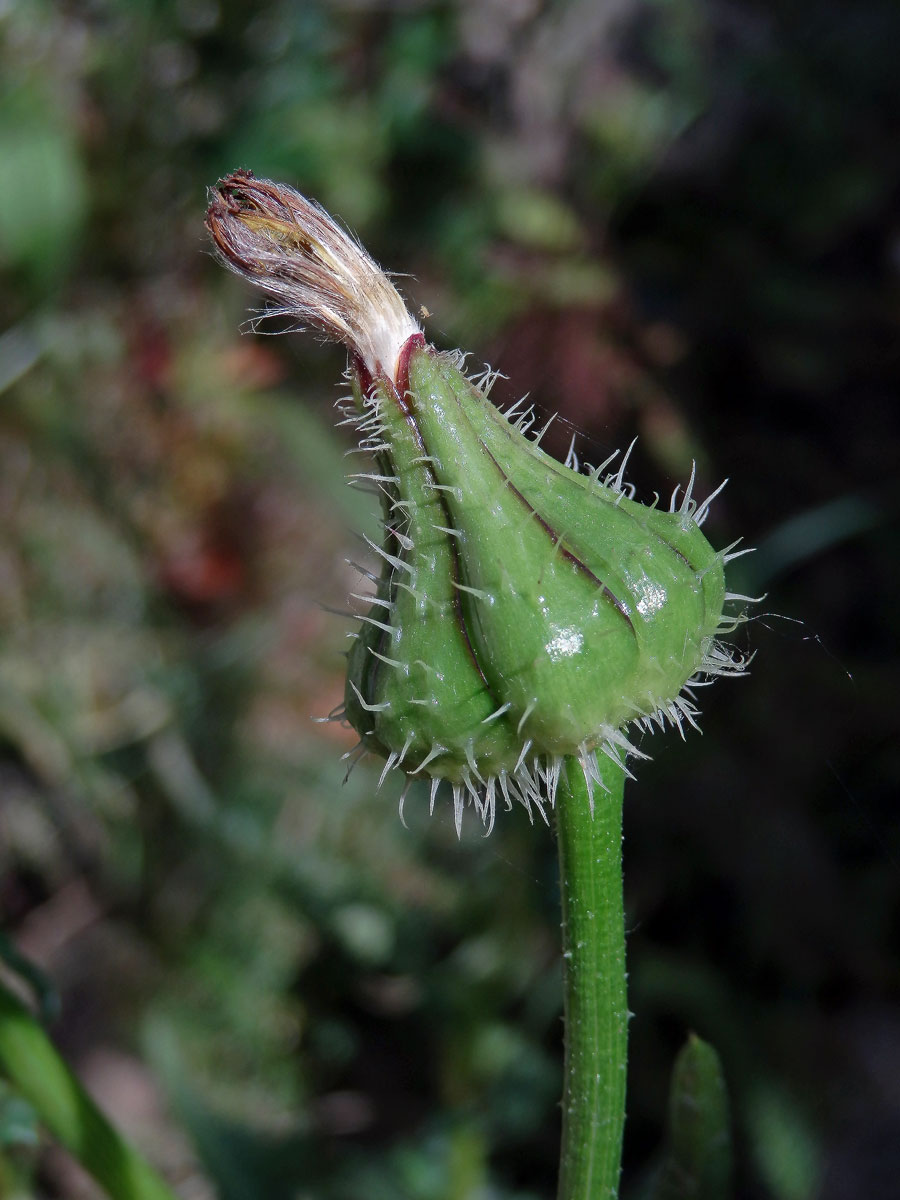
left=0, top=982, right=179, bottom=1200
left=555, top=755, right=628, bottom=1200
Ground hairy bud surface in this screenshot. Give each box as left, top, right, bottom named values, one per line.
left=207, top=172, right=749, bottom=831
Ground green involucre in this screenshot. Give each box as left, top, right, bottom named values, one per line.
left=344, top=342, right=741, bottom=823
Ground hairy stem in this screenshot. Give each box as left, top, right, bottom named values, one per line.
left=0, top=982, right=179, bottom=1200
left=555, top=755, right=628, bottom=1200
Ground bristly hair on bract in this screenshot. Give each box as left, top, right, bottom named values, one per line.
left=207, top=170, right=755, bottom=835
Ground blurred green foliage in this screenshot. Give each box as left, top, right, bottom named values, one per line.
left=650, top=1034, right=732, bottom=1200
left=0, top=0, right=898, bottom=1198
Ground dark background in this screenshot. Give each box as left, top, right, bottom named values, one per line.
left=0, top=1, right=897, bottom=1197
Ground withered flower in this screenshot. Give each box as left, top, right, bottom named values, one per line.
left=206, top=170, right=419, bottom=383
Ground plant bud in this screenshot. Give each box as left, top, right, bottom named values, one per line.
left=207, top=173, right=748, bottom=832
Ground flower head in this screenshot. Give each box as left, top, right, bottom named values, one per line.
left=207, top=173, right=749, bottom=833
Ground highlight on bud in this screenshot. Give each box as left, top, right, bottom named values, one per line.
left=207, top=172, right=752, bottom=834
left=206, top=170, right=419, bottom=383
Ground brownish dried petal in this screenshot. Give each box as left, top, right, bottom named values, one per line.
left=206, top=170, right=418, bottom=380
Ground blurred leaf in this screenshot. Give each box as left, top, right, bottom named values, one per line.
left=746, top=1083, right=820, bottom=1200
left=0, top=324, right=41, bottom=397
left=0, top=87, right=87, bottom=291
left=0, top=1090, right=39, bottom=1200
left=0, top=935, right=59, bottom=1026
left=495, top=188, right=584, bottom=254
left=0, top=983, right=178, bottom=1200
left=738, top=495, right=884, bottom=589
left=650, top=1034, right=733, bottom=1200
left=0, top=1081, right=39, bottom=1149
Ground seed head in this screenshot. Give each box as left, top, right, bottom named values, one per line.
left=206, top=170, right=419, bottom=382
left=207, top=173, right=751, bottom=833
